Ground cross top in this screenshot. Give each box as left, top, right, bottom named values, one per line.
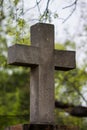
left=8, top=23, right=76, bottom=124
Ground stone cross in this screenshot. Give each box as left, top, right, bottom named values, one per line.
left=8, top=23, right=75, bottom=124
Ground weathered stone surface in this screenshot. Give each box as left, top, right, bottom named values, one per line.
left=30, top=23, right=54, bottom=124
left=8, top=45, right=75, bottom=70
left=8, top=23, right=76, bottom=125
left=54, top=50, right=76, bottom=70
left=8, top=45, right=40, bottom=67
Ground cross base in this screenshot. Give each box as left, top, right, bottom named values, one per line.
left=5, top=124, right=79, bottom=130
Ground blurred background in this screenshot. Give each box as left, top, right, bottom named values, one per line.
left=0, top=0, right=87, bottom=129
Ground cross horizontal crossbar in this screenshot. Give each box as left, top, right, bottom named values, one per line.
left=8, top=44, right=40, bottom=67
left=8, top=44, right=75, bottom=70
left=54, top=50, right=75, bottom=70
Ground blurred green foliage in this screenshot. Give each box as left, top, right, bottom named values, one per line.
left=0, top=0, right=87, bottom=130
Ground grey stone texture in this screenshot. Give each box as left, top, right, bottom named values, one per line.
left=8, top=23, right=76, bottom=124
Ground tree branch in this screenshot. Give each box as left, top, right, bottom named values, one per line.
left=23, top=0, right=79, bottom=22
left=55, top=100, right=74, bottom=109
left=24, top=0, right=42, bottom=14
left=55, top=100, right=87, bottom=117
left=63, top=0, right=78, bottom=23
left=36, top=0, right=41, bottom=16
left=46, top=0, right=50, bottom=10
left=63, top=0, right=78, bottom=9
left=69, top=85, right=87, bottom=105
left=40, top=0, right=51, bottom=22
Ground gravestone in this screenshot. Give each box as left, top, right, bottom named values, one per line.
left=5, top=23, right=78, bottom=130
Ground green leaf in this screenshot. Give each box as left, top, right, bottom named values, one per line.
left=13, top=0, right=20, bottom=6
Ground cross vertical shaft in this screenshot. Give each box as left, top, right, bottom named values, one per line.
left=30, top=23, right=55, bottom=124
